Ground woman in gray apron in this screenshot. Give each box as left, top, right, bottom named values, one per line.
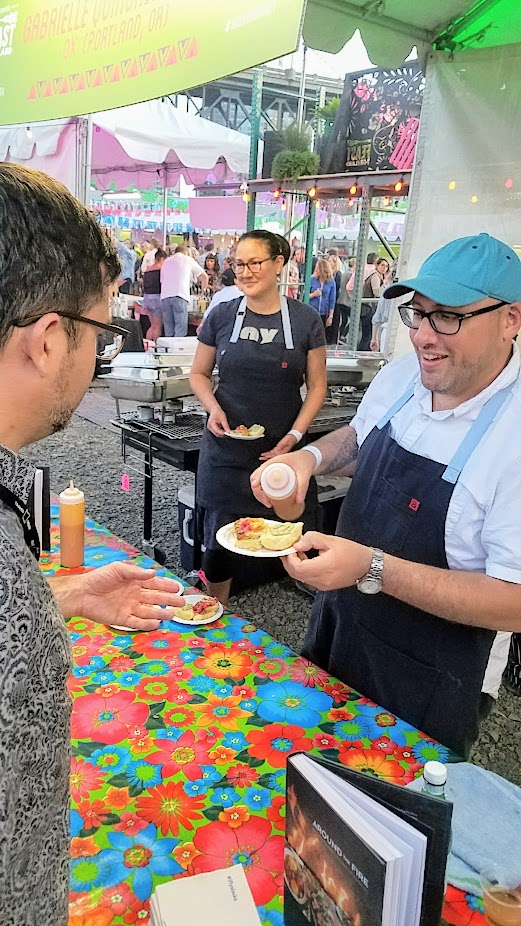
left=190, top=230, right=327, bottom=605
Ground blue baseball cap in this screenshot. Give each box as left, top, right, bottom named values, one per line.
left=384, top=233, right=521, bottom=306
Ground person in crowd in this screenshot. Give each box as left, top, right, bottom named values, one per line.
left=370, top=291, right=397, bottom=353
left=190, top=229, right=327, bottom=606
left=327, top=248, right=344, bottom=344
left=358, top=253, right=384, bottom=350
left=139, top=236, right=161, bottom=276
left=203, top=267, right=242, bottom=319
left=160, top=245, right=208, bottom=338
left=197, top=241, right=215, bottom=268
left=0, top=164, right=184, bottom=925
left=309, top=257, right=336, bottom=331
left=115, top=238, right=137, bottom=295
left=141, top=247, right=167, bottom=342
left=287, top=256, right=301, bottom=300
left=292, top=245, right=306, bottom=283
left=503, top=633, right=521, bottom=694
left=337, top=256, right=356, bottom=342
left=251, top=233, right=521, bottom=758
left=204, top=253, right=221, bottom=294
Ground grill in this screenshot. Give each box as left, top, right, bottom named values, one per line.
left=119, top=411, right=204, bottom=444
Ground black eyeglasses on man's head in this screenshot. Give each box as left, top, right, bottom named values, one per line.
left=15, top=310, right=129, bottom=360
left=399, top=300, right=508, bottom=336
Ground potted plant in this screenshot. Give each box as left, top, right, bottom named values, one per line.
left=271, top=125, right=320, bottom=184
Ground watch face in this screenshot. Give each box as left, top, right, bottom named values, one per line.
left=357, top=576, right=382, bottom=595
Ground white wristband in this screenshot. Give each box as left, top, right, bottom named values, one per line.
left=288, top=429, right=303, bottom=443
left=302, top=444, right=322, bottom=473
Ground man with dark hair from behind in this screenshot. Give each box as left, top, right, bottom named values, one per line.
left=0, top=164, right=184, bottom=925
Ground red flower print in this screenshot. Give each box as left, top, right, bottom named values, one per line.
left=69, top=895, right=114, bottom=926
left=246, top=724, right=313, bottom=769
left=371, top=736, right=395, bottom=754
left=196, top=727, right=220, bottom=748
left=105, top=787, right=132, bottom=811
left=312, top=732, right=339, bottom=751
left=70, top=836, right=100, bottom=858
left=219, top=805, right=251, bottom=828
left=71, top=691, right=149, bottom=745
left=114, top=813, right=150, bottom=837
left=95, top=683, right=122, bottom=698
left=226, top=764, right=260, bottom=788
left=163, top=706, right=195, bottom=727
left=266, top=795, right=285, bottom=831
left=338, top=748, right=407, bottom=784
left=70, top=757, right=104, bottom=802
left=76, top=798, right=111, bottom=829
left=135, top=780, right=205, bottom=836
left=148, top=729, right=211, bottom=780
left=131, top=631, right=183, bottom=661
left=193, top=692, right=250, bottom=731
left=67, top=675, right=86, bottom=696
left=209, top=746, right=237, bottom=766
left=174, top=842, right=201, bottom=868
left=328, top=707, right=355, bottom=722
left=255, top=658, right=287, bottom=679
left=322, top=681, right=352, bottom=703
left=233, top=685, right=255, bottom=699
left=99, top=882, right=134, bottom=916
left=164, top=657, right=191, bottom=682
left=123, top=894, right=150, bottom=924
left=108, top=655, right=137, bottom=672
left=135, top=676, right=180, bottom=703
left=194, top=644, right=253, bottom=680
left=71, top=642, right=96, bottom=666
left=193, top=816, right=284, bottom=905
left=290, top=658, right=330, bottom=688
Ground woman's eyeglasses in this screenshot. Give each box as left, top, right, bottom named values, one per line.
left=15, top=311, right=129, bottom=360
left=399, top=300, right=508, bottom=336
left=235, top=257, right=275, bottom=275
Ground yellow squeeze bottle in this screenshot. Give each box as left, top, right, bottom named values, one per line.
left=59, top=481, right=85, bottom=568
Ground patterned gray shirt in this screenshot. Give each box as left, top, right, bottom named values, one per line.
left=0, top=444, right=72, bottom=925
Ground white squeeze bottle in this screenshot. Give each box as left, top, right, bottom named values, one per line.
left=260, top=462, right=305, bottom=522
left=421, top=761, right=452, bottom=892
left=59, top=481, right=85, bottom=568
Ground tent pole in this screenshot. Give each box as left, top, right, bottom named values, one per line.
left=297, top=43, right=307, bottom=131
left=162, top=180, right=168, bottom=247
left=303, top=197, right=317, bottom=303
left=247, top=68, right=263, bottom=231
left=83, top=114, right=93, bottom=207
left=346, top=185, right=371, bottom=351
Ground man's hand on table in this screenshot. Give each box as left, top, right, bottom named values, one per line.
left=50, top=563, right=185, bottom=630
left=282, top=531, right=372, bottom=591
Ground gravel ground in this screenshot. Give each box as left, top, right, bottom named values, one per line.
left=23, top=383, right=521, bottom=785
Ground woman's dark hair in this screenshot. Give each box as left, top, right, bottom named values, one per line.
left=238, top=230, right=290, bottom=266
left=0, top=163, right=120, bottom=348
left=204, top=253, right=218, bottom=269
left=154, top=249, right=167, bottom=261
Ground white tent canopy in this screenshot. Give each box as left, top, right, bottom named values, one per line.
left=0, top=98, right=250, bottom=193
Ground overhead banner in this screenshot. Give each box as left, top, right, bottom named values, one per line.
left=0, top=0, right=305, bottom=125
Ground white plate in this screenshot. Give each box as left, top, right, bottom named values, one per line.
left=216, top=520, right=298, bottom=558
left=224, top=430, right=264, bottom=440
left=170, top=594, right=223, bottom=626
left=284, top=847, right=308, bottom=906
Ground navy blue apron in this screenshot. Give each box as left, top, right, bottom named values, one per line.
left=303, top=381, right=514, bottom=758
left=196, top=295, right=319, bottom=545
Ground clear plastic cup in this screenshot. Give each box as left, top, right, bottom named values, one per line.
left=481, top=868, right=521, bottom=926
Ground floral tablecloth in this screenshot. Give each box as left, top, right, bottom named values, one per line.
left=41, top=506, right=485, bottom=926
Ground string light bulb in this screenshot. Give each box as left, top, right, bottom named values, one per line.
left=394, top=179, right=403, bottom=193
left=273, top=188, right=281, bottom=199
left=349, top=183, right=357, bottom=196
left=505, top=178, right=513, bottom=189
left=242, top=191, right=251, bottom=203
left=308, top=185, right=317, bottom=199
left=449, top=180, right=456, bottom=190
left=281, top=199, right=287, bottom=212
left=471, top=194, right=478, bottom=203
left=383, top=196, right=390, bottom=206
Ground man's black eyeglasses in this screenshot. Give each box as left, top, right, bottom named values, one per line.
left=399, top=300, right=509, bottom=336
left=15, top=310, right=129, bottom=360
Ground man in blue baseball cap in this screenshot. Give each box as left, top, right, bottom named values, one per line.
left=251, top=233, right=521, bottom=758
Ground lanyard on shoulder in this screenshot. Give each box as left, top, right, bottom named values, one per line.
left=0, top=485, right=41, bottom=560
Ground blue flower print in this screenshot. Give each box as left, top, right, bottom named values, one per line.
left=333, top=717, right=374, bottom=743
left=125, top=759, right=162, bottom=791
left=222, top=731, right=248, bottom=751
left=180, top=650, right=198, bottom=664
left=184, top=779, right=213, bottom=797
left=411, top=740, right=450, bottom=764
left=190, top=676, right=215, bottom=694
left=257, top=680, right=332, bottom=726
left=70, top=853, right=116, bottom=893
left=243, top=787, right=272, bottom=811
left=264, top=641, right=292, bottom=660
left=70, top=808, right=83, bottom=838
left=355, top=703, right=417, bottom=746
left=240, top=699, right=257, bottom=712
left=91, top=745, right=131, bottom=776
left=95, top=823, right=181, bottom=900
left=111, top=634, right=133, bottom=649
left=213, top=683, right=233, bottom=698
left=117, top=671, right=141, bottom=688
left=466, top=893, right=484, bottom=912
left=210, top=787, right=240, bottom=807
left=156, top=728, right=184, bottom=742
left=258, top=907, right=284, bottom=926
left=206, top=625, right=244, bottom=642
left=268, top=770, right=286, bottom=793
left=137, top=659, right=168, bottom=677
left=91, top=669, right=117, bottom=686
left=199, top=765, right=222, bottom=784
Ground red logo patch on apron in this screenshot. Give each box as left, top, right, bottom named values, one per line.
left=281, top=362, right=288, bottom=368
left=409, top=498, right=420, bottom=511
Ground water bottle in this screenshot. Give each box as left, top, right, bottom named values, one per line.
left=421, top=761, right=452, bottom=892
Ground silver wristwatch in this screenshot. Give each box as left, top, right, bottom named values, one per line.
left=356, top=548, right=384, bottom=595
